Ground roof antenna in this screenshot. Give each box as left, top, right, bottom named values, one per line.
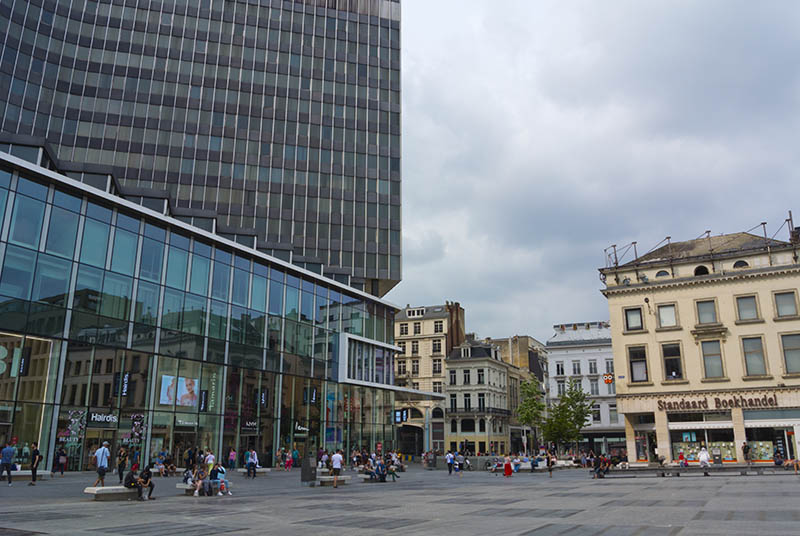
left=762, top=222, right=772, bottom=266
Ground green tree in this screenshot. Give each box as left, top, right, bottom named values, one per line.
left=516, top=378, right=546, bottom=442
left=542, top=379, right=593, bottom=453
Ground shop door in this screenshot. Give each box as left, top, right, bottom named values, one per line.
left=173, top=431, right=196, bottom=467
left=84, top=429, right=116, bottom=470
left=787, top=431, right=796, bottom=459
left=647, top=432, right=658, bottom=462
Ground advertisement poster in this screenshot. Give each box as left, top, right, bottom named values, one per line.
left=159, top=375, right=200, bottom=407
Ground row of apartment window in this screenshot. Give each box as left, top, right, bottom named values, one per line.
left=398, top=320, right=443, bottom=335
left=396, top=339, right=442, bottom=356
left=554, top=359, right=614, bottom=377
left=557, top=378, right=615, bottom=397
left=449, top=369, right=488, bottom=386
left=449, top=418, right=504, bottom=435
left=627, top=333, right=800, bottom=383
left=395, top=357, right=442, bottom=376
left=624, top=291, right=799, bottom=333
left=449, top=393, right=494, bottom=412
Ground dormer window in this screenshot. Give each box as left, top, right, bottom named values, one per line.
left=694, top=265, right=710, bottom=276
left=733, top=260, right=749, bottom=269
left=460, top=346, right=469, bottom=358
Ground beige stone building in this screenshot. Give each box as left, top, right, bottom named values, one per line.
left=445, top=336, right=513, bottom=455
left=484, top=335, right=548, bottom=452
left=394, top=302, right=465, bottom=454
left=600, top=229, right=800, bottom=465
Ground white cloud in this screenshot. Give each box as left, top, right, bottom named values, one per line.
left=387, top=0, right=800, bottom=342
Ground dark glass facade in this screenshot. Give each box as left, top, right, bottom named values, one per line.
left=0, top=152, right=403, bottom=471
left=0, top=0, right=402, bottom=296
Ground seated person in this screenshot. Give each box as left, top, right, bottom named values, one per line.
left=209, top=462, right=233, bottom=496
left=375, top=460, right=387, bottom=482
left=512, top=456, right=521, bottom=472
left=387, top=463, right=400, bottom=482
left=182, top=464, right=195, bottom=484
left=365, top=459, right=377, bottom=480
left=193, top=465, right=211, bottom=496
left=774, top=452, right=784, bottom=466
left=123, top=468, right=141, bottom=496
left=155, top=457, right=167, bottom=477
left=138, top=465, right=155, bottom=500
left=164, top=457, right=177, bottom=476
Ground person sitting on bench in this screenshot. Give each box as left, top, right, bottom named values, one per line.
left=210, top=462, right=233, bottom=496
left=387, top=464, right=400, bottom=482
left=774, top=451, right=784, bottom=466
left=193, top=465, right=211, bottom=496
left=138, top=464, right=155, bottom=500
left=375, top=459, right=387, bottom=482
left=123, top=468, right=141, bottom=498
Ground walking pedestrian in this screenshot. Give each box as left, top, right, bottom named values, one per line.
left=52, top=445, right=67, bottom=477
left=503, top=456, right=513, bottom=478
left=446, top=451, right=453, bottom=475
left=455, top=452, right=465, bottom=478
left=1, top=441, right=15, bottom=486
left=547, top=453, right=555, bottom=478
left=742, top=442, right=751, bottom=466
left=331, top=449, right=344, bottom=489
left=205, top=449, right=215, bottom=473
left=698, top=447, right=711, bottom=476
left=228, top=447, right=237, bottom=470
left=92, top=441, right=111, bottom=487
left=29, top=442, right=42, bottom=486
left=116, top=446, right=128, bottom=485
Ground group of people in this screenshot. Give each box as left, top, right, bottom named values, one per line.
left=122, top=465, right=156, bottom=500
left=0, top=441, right=42, bottom=486
left=444, top=451, right=470, bottom=476
left=276, top=447, right=300, bottom=471
left=182, top=462, right=234, bottom=496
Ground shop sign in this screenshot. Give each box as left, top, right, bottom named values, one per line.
left=89, top=412, right=118, bottom=426
left=657, top=394, right=779, bottom=411
left=241, top=420, right=258, bottom=433
left=295, top=422, right=309, bottom=435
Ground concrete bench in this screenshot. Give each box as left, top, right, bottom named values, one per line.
left=317, top=475, right=351, bottom=486
left=0, top=470, right=49, bottom=481
left=176, top=481, right=234, bottom=495
left=83, top=486, right=139, bottom=501
left=317, top=467, right=330, bottom=474
left=236, top=467, right=270, bottom=475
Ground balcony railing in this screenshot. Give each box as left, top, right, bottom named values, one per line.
left=447, top=407, right=510, bottom=416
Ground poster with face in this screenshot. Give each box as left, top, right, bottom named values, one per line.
left=159, top=375, right=200, bottom=406
left=177, top=377, right=199, bottom=407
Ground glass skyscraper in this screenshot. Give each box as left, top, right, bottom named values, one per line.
left=0, top=0, right=402, bottom=296
left=0, top=0, right=422, bottom=473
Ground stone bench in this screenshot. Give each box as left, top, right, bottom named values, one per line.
left=236, top=467, right=271, bottom=475
left=176, top=480, right=234, bottom=495
left=0, top=470, right=49, bottom=481
left=317, top=475, right=351, bottom=486
left=83, top=486, right=139, bottom=501
left=357, top=473, right=394, bottom=483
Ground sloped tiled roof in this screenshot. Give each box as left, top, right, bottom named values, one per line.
left=625, top=232, right=789, bottom=267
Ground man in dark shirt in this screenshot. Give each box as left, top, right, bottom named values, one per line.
left=138, top=465, right=155, bottom=500
left=123, top=469, right=141, bottom=498
left=29, top=442, right=42, bottom=486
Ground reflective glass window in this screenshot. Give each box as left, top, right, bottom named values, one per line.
left=8, top=195, right=45, bottom=247
left=232, top=268, right=249, bottom=306
left=80, top=218, right=109, bottom=267
left=0, top=189, right=7, bottom=233
left=100, top=272, right=132, bottom=320
left=0, top=245, right=37, bottom=299
left=53, top=190, right=82, bottom=212
left=166, top=246, right=188, bottom=289
left=209, top=300, right=227, bottom=340
left=189, top=255, right=210, bottom=295
left=45, top=206, right=79, bottom=258
left=183, top=293, right=206, bottom=335
left=139, top=238, right=164, bottom=283
left=110, top=228, right=138, bottom=276
left=268, top=280, right=283, bottom=316
left=251, top=275, right=267, bottom=313
left=211, top=261, right=229, bottom=301
left=162, top=288, right=184, bottom=330
left=134, top=280, right=160, bottom=325
left=74, top=264, right=103, bottom=313
left=32, top=253, right=71, bottom=306
left=285, top=286, right=299, bottom=320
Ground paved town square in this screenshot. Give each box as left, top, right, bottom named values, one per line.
left=0, top=466, right=797, bottom=535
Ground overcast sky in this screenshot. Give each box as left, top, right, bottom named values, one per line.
left=384, top=1, right=800, bottom=343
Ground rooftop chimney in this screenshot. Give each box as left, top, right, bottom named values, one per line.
left=791, top=227, right=800, bottom=245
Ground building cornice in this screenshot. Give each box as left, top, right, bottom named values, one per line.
left=601, top=264, right=800, bottom=297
